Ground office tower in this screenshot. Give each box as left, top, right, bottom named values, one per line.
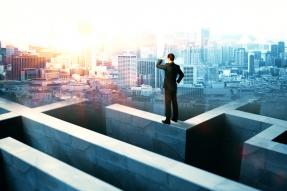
left=253, top=51, right=261, bottom=60
left=118, top=54, right=137, bottom=88
left=234, top=48, right=247, bottom=67
left=78, top=47, right=95, bottom=70
left=137, top=58, right=156, bottom=87
left=207, top=46, right=222, bottom=67
left=155, top=68, right=164, bottom=89
left=278, top=41, right=285, bottom=56
left=184, top=46, right=201, bottom=66
left=207, top=67, right=218, bottom=82
left=200, top=28, right=209, bottom=64
left=271, top=44, right=278, bottom=58
left=5, top=55, right=47, bottom=80
left=183, top=66, right=195, bottom=85
left=265, top=52, right=273, bottom=66
left=221, top=46, right=235, bottom=66
left=248, top=54, right=255, bottom=75
left=278, top=41, right=285, bottom=67
left=5, top=45, right=18, bottom=57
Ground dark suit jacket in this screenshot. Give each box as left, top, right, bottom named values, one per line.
left=156, top=59, right=184, bottom=92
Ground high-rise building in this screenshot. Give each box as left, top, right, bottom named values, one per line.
left=184, top=46, right=201, bottom=66
left=183, top=66, right=195, bottom=85
left=137, top=58, right=156, bottom=87
left=118, top=54, right=137, bottom=88
left=234, top=48, right=247, bottom=67
left=248, top=54, right=255, bottom=75
left=221, top=46, right=235, bottom=66
left=207, top=46, right=222, bottom=67
left=155, top=68, right=164, bottom=89
left=200, top=29, right=209, bottom=64
left=278, top=41, right=285, bottom=67
left=253, top=51, right=261, bottom=60
left=271, top=44, right=278, bottom=58
left=5, top=55, right=47, bottom=80
left=278, top=41, right=285, bottom=56
left=265, top=51, right=273, bottom=66
left=5, top=45, right=18, bottom=57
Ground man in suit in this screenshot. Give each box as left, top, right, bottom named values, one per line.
left=156, top=53, right=184, bottom=124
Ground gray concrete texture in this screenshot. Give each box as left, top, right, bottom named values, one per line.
left=0, top=97, right=286, bottom=190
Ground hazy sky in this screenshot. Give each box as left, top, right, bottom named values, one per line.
left=0, top=0, right=286, bottom=49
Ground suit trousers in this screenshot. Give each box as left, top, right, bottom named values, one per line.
left=164, top=89, right=178, bottom=120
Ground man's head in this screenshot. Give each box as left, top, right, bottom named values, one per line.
left=167, top=53, right=175, bottom=63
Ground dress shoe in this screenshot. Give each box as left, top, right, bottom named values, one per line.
left=171, top=118, right=178, bottom=122
left=162, top=119, right=170, bottom=124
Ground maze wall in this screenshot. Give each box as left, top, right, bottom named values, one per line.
left=0, top=97, right=286, bottom=191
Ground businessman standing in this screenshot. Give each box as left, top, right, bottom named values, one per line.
left=156, top=53, right=184, bottom=124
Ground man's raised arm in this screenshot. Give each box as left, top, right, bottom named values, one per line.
left=156, top=59, right=167, bottom=70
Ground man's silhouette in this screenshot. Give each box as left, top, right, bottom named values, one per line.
left=156, top=53, right=184, bottom=124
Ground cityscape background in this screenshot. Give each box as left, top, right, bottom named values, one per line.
left=1, top=28, right=287, bottom=122
left=0, top=0, right=287, bottom=123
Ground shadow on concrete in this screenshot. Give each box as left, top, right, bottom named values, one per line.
left=273, top=131, right=287, bottom=144
left=44, top=101, right=106, bottom=135
left=237, top=98, right=287, bottom=121
left=186, top=114, right=271, bottom=181
left=0, top=116, right=29, bottom=191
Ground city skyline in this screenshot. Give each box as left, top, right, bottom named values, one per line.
left=0, top=0, right=287, bottom=51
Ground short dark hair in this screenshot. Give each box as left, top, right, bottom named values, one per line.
left=167, top=53, right=175, bottom=61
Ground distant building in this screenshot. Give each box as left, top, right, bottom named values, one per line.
left=278, top=41, right=285, bottom=67
left=234, top=48, right=247, bottom=68
left=5, top=45, right=18, bottom=57
left=271, top=44, right=278, bottom=58
left=200, top=28, right=209, bottom=64
left=5, top=55, right=47, bottom=80
left=278, top=41, right=285, bottom=57
left=221, top=46, right=235, bottom=66
left=118, top=54, right=137, bottom=88
left=184, top=46, right=201, bottom=66
left=137, top=58, right=156, bottom=87
left=155, top=67, right=164, bottom=89
left=265, top=51, right=273, bottom=66
left=20, top=68, right=43, bottom=81
left=183, top=66, right=195, bottom=85
left=177, top=85, right=203, bottom=98
left=248, top=54, right=255, bottom=75
left=207, top=46, right=222, bottom=67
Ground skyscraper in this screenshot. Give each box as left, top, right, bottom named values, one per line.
left=248, top=54, right=255, bottom=75
left=278, top=41, right=285, bottom=56
left=271, top=44, right=278, bottom=58
left=184, top=46, right=201, bottom=66
left=221, top=46, right=235, bottom=66
left=278, top=41, right=285, bottom=67
left=234, top=48, right=247, bottom=67
left=265, top=51, right=273, bottom=66
left=200, top=28, right=209, bottom=64
left=183, top=66, right=195, bottom=85
left=5, top=55, right=47, bottom=80
left=137, top=58, right=156, bottom=87
left=118, top=54, right=137, bottom=88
